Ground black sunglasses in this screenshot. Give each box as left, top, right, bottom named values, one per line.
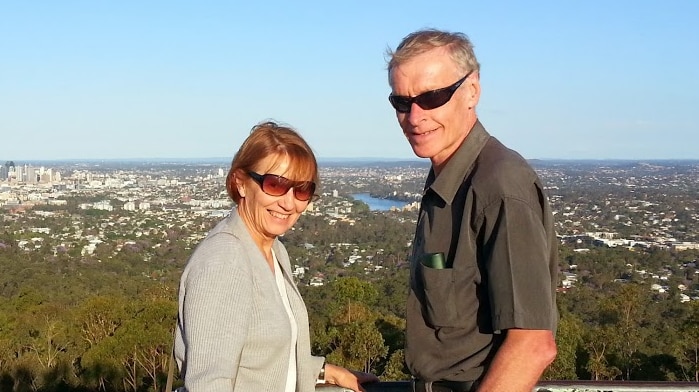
left=388, top=71, right=473, bottom=113
left=246, top=171, right=316, bottom=201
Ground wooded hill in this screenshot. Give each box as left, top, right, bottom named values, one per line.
left=2, top=208, right=699, bottom=391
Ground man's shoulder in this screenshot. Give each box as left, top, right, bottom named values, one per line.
left=475, top=137, right=535, bottom=176
left=470, top=137, right=539, bottom=195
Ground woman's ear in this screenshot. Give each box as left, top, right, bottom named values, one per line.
left=234, top=171, right=246, bottom=198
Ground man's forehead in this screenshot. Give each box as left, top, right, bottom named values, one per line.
left=391, top=56, right=460, bottom=92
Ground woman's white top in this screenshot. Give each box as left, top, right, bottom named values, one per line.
left=273, top=251, right=298, bottom=392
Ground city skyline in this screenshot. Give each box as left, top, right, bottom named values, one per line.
left=2, top=1, right=698, bottom=161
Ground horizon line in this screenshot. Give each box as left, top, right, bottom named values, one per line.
left=4, top=157, right=699, bottom=164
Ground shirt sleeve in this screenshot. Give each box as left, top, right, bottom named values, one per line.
left=480, top=190, right=556, bottom=332
left=181, top=234, right=251, bottom=392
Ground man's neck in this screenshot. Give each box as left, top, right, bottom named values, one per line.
left=432, top=117, right=478, bottom=176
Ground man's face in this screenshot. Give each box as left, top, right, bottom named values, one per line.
left=390, top=47, right=480, bottom=171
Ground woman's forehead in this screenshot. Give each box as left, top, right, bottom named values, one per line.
left=257, top=153, right=315, bottom=180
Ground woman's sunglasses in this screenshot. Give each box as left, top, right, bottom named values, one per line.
left=388, top=71, right=472, bottom=114
left=247, top=171, right=316, bottom=201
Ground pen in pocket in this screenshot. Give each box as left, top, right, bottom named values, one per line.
left=420, top=252, right=447, bottom=269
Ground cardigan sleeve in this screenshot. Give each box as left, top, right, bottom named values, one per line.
left=181, top=233, right=252, bottom=392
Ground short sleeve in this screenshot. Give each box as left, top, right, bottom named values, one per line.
left=481, top=195, right=555, bottom=332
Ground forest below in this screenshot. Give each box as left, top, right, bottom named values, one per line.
left=1, top=205, right=699, bottom=392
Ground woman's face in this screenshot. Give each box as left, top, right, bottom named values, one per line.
left=235, top=154, right=312, bottom=246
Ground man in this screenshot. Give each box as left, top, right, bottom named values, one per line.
left=386, top=29, right=559, bottom=392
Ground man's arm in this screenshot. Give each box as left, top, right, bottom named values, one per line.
left=475, top=328, right=556, bottom=392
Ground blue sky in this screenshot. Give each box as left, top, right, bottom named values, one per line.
left=1, top=1, right=697, bottom=161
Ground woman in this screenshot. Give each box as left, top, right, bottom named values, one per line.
left=174, top=121, right=378, bottom=392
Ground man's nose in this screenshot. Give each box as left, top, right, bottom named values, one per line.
left=406, top=103, right=427, bottom=125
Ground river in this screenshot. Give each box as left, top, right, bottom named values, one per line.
left=350, top=193, right=410, bottom=211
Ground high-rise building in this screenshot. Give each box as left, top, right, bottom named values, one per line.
left=13, top=165, right=22, bottom=182
left=40, top=168, right=53, bottom=183
left=27, top=166, right=38, bottom=184
left=3, top=161, right=15, bottom=181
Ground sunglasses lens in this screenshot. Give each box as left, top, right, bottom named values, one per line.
left=293, top=183, right=315, bottom=201
left=389, top=96, right=412, bottom=113
left=261, top=175, right=290, bottom=196
left=415, top=90, right=451, bottom=110
left=260, top=174, right=315, bottom=201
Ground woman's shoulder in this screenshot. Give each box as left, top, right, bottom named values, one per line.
left=196, top=211, right=254, bottom=253
left=184, top=217, right=251, bottom=274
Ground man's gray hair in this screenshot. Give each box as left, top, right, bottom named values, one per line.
left=386, top=29, right=480, bottom=85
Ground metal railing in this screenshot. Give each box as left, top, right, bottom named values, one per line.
left=315, top=380, right=699, bottom=392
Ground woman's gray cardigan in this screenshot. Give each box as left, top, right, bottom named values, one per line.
left=174, top=208, right=324, bottom=391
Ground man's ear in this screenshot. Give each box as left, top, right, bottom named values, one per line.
left=466, top=73, right=481, bottom=109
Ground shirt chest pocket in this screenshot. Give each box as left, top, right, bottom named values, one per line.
left=419, top=263, right=478, bottom=328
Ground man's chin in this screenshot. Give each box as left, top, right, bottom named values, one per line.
left=409, top=145, right=434, bottom=160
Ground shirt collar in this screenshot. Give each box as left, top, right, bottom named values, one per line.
left=425, top=120, right=490, bottom=205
